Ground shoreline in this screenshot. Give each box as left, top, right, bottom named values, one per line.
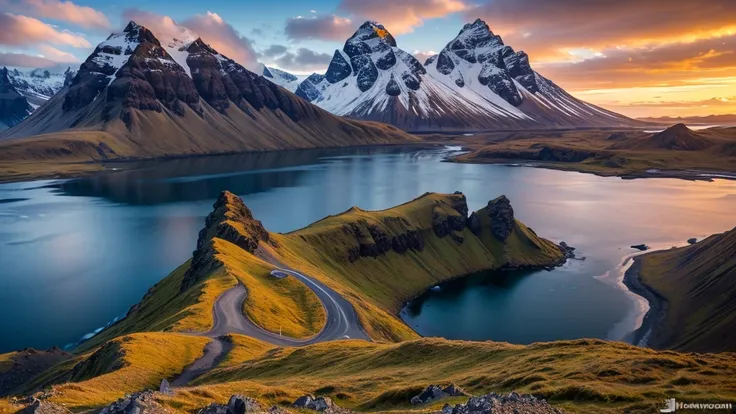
left=4, top=139, right=736, bottom=185
left=0, top=142, right=444, bottom=185
left=448, top=156, right=736, bottom=182
left=621, top=256, right=670, bottom=347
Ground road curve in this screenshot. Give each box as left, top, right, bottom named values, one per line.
left=203, top=268, right=369, bottom=346
left=172, top=267, right=369, bottom=385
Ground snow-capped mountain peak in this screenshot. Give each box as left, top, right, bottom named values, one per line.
left=299, top=20, right=532, bottom=130
left=296, top=19, right=637, bottom=130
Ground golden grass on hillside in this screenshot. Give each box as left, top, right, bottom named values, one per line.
left=11, top=334, right=736, bottom=413
left=40, top=333, right=210, bottom=410
left=78, top=261, right=237, bottom=352
left=190, top=337, right=736, bottom=414
left=219, top=335, right=275, bottom=367
left=216, top=239, right=326, bottom=338
left=0, top=399, right=18, bottom=413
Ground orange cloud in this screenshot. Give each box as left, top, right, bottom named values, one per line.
left=340, top=0, right=468, bottom=35
left=0, top=13, right=90, bottom=48
left=181, top=11, right=258, bottom=68
left=2, top=0, right=111, bottom=30
left=122, top=9, right=258, bottom=68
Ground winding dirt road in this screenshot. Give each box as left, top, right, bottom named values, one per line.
left=172, top=267, right=368, bottom=386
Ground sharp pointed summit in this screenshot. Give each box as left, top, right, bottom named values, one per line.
left=297, top=19, right=641, bottom=130
left=0, top=21, right=412, bottom=157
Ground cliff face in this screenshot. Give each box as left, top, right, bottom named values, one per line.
left=181, top=191, right=272, bottom=291
left=293, top=192, right=565, bottom=271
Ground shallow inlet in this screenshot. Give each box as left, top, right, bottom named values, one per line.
left=1, top=145, right=735, bottom=352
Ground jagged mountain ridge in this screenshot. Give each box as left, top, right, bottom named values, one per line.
left=297, top=19, right=640, bottom=131
left=0, top=21, right=412, bottom=159
left=7, top=67, right=75, bottom=108
left=0, top=66, right=75, bottom=131
left=297, top=21, right=533, bottom=131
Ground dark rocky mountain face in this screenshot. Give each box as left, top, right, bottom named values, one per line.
left=320, top=22, right=426, bottom=96
left=111, top=38, right=202, bottom=119
left=325, top=50, right=352, bottom=84
left=0, top=67, right=32, bottom=130
left=295, top=73, right=326, bottom=101
left=62, top=21, right=203, bottom=121
left=60, top=22, right=312, bottom=127
left=433, top=18, right=539, bottom=107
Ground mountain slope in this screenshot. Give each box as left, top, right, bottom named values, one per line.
left=299, top=20, right=640, bottom=131
left=0, top=68, right=32, bottom=131
left=426, top=19, right=634, bottom=128
left=0, top=22, right=413, bottom=163
left=635, top=227, right=736, bottom=352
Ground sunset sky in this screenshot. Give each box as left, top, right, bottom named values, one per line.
left=1, top=0, right=734, bottom=118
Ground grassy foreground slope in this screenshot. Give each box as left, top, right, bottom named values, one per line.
left=637, top=227, right=736, bottom=352
left=17, top=333, right=209, bottom=409
left=7, top=334, right=736, bottom=413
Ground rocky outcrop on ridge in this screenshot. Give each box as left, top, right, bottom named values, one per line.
left=485, top=195, right=515, bottom=242
left=181, top=191, right=271, bottom=290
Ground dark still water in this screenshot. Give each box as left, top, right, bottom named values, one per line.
left=1, top=146, right=735, bottom=352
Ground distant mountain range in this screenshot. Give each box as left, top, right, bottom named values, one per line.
left=263, top=20, right=641, bottom=131
left=638, top=114, right=736, bottom=125
left=0, top=67, right=74, bottom=131
left=0, top=22, right=411, bottom=161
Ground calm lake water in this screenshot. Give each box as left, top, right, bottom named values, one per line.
left=0, top=146, right=734, bottom=352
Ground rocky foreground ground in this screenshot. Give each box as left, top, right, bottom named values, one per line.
left=14, top=384, right=562, bottom=414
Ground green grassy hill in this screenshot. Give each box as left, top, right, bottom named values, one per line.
left=4, top=191, right=735, bottom=413
left=268, top=192, right=565, bottom=341
left=637, top=227, right=736, bottom=352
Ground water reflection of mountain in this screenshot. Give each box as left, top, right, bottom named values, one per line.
left=53, top=147, right=419, bottom=205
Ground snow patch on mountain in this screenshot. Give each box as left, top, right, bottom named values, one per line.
left=6, top=67, right=75, bottom=107
left=162, top=29, right=197, bottom=77
left=260, top=65, right=305, bottom=92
